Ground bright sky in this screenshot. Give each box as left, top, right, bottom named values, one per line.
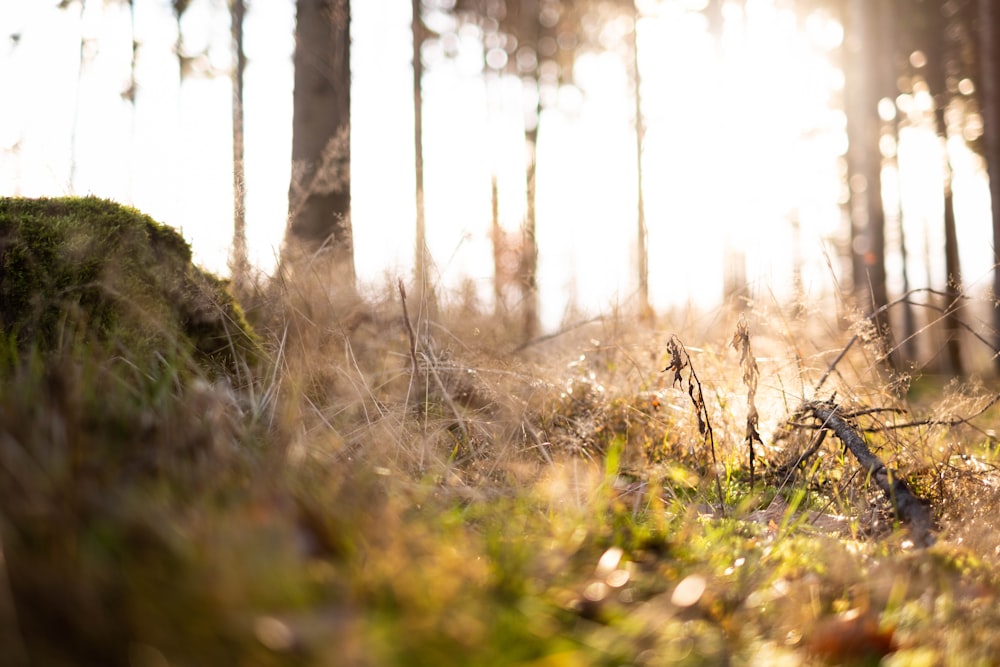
left=1, top=0, right=994, bottom=330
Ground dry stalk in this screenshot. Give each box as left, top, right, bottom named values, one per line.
left=664, top=334, right=725, bottom=514
left=731, top=314, right=763, bottom=487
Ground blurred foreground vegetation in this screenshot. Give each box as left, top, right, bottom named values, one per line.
left=3, top=201, right=1000, bottom=666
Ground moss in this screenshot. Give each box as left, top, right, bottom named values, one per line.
left=0, top=196, right=259, bottom=376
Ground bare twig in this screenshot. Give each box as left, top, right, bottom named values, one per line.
left=397, top=279, right=419, bottom=377
left=512, top=315, right=603, bottom=353
left=789, top=396, right=1000, bottom=433
left=776, top=428, right=829, bottom=487
left=814, top=286, right=998, bottom=395
left=814, top=335, right=858, bottom=394
left=874, top=393, right=1000, bottom=430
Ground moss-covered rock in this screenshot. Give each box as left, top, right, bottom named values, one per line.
left=0, top=196, right=258, bottom=376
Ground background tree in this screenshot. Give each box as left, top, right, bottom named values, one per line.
left=511, top=0, right=544, bottom=340
left=911, top=0, right=968, bottom=373
left=229, top=0, right=249, bottom=291
left=286, top=0, right=354, bottom=278
left=981, top=0, right=1000, bottom=368
left=450, top=0, right=646, bottom=334
left=632, top=0, right=649, bottom=318
left=412, top=0, right=432, bottom=307
left=842, top=0, right=891, bottom=347
left=452, top=0, right=557, bottom=338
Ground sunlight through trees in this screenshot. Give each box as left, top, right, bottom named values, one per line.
left=1, top=0, right=998, bottom=362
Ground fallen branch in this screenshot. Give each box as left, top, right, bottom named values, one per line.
left=796, top=400, right=934, bottom=546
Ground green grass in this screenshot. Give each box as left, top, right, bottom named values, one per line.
left=3, top=248, right=1000, bottom=666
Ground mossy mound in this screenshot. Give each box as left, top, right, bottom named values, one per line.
left=0, top=196, right=258, bottom=376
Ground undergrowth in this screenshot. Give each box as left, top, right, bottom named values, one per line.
left=4, top=258, right=1000, bottom=667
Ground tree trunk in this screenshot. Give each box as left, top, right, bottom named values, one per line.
left=490, top=171, right=503, bottom=315
left=844, top=0, right=891, bottom=343
left=923, top=0, right=964, bottom=374
left=942, top=184, right=964, bottom=373
left=979, top=0, right=1000, bottom=370
left=517, top=0, right=542, bottom=340
left=230, top=0, right=249, bottom=290
left=286, top=0, right=354, bottom=277
left=521, top=123, right=540, bottom=339
left=412, top=0, right=431, bottom=307
left=632, top=0, right=650, bottom=320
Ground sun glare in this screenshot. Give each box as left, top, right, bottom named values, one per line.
left=1, top=0, right=993, bottom=325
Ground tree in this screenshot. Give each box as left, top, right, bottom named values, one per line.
left=451, top=0, right=552, bottom=337
left=842, top=0, right=891, bottom=341
left=230, top=0, right=249, bottom=290
left=913, top=0, right=966, bottom=374
left=286, top=0, right=354, bottom=278
left=978, top=0, right=1000, bottom=368
left=631, top=0, right=650, bottom=319
left=412, top=0, right=431, bottom=305
left=511, top=0, right=544, bottom=340
left=453, top=0, right=640, bottom=334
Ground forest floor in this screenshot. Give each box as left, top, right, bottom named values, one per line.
left=3, top=265, right=1000, bottom=667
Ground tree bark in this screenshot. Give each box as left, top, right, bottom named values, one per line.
left=287, top=0, right=354, bottom=277
left=844, top=0, right=891, bottom=339
left=979, top=0, right=1000, bottom=370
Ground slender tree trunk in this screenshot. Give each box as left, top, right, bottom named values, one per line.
left=632, top=0, right=650, bottom=320
left=883, top=0, right=916, bottom=363
left=522, top=121, right=540, bottom=339
left=490, top=171, right=503, bottom=314
left=479, top=9, right=507, bottom=320
left=412, top=0, right=432, bottom=309
left=942, top=188, right=964, bottom=373
left=979, top=0, right=1000, bottom=370
left=518, top=0, right=542, bottom=340
left=923, top=0, right=964, bottom=374
left=286, top=0, right=354, bottom=278
left=229, top=0, right=249, bottom=290
left=894, top=174, right=918, bottom=363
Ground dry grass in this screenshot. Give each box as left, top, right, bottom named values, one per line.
left=4, top=263, right=1000, bottom=666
